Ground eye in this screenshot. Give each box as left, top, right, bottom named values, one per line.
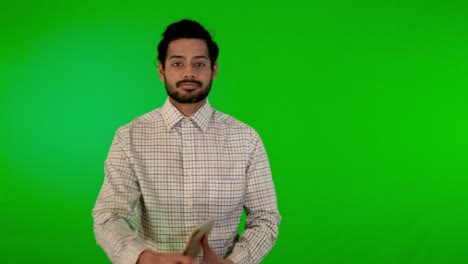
left=194, top=62, right=206, bottom=67
left=172, top=62, right=183, bottom=67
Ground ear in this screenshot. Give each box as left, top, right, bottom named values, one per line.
left=211, top=61, right=219, bottom=81
left=157, top=61, right=165, bottom=82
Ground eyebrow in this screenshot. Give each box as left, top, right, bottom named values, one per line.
left=167, top=55, right=209, bottom=60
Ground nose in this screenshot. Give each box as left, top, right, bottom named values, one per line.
left=183, top=65, right=195, bottom=79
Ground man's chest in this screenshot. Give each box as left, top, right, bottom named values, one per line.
left=129, top=129, right=250, bottom=215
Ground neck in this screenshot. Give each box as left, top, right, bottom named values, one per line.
left=169, top=98, right=206, bottom=117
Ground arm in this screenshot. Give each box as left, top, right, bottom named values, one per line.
left=92, top=127, right=148, bottom=264
left=226, top=133, right=281, bottom=264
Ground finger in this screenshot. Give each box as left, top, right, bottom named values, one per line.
left=174, top=254, right=196, bottom=264
left=201, top=233, right=209, bottom=251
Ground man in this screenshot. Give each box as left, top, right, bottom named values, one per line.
left=92, top=19, right=280, bottom=264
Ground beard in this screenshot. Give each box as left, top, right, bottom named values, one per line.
left=165, top=78, right=213, bottom=104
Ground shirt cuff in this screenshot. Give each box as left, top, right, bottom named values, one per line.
left=122, top=240, right=148, bottom=264
left=226, top=248, right=249, bottom=264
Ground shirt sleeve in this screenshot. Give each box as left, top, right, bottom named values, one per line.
left=92, top=127, right=148, bottom=264
left=226, top=132, right=281, bottom=264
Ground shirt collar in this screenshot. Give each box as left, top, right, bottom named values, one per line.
left=160, top=98, right=213, bottom=133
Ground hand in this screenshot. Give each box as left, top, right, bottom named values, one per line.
left=137, top=250, right=197, bottom=264
left=201, top=234, right=234, bottom=264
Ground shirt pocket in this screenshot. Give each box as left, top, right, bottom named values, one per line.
left=206, top=160, right=245, bottom=216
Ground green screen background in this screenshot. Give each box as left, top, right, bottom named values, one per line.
left=2, top=1, right=468, bottom=263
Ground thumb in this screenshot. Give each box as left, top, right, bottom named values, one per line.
left=173, top=254, right=197, bottom=264
left=201, top=233, right=210, bottom=251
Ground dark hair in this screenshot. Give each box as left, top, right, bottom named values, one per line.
left=157, top=19, right=219, bottom=69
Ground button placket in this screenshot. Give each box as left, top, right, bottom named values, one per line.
left=180, top=118, right=195, bottom=221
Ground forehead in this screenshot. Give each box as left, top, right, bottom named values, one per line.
left=167, top=38, right=209, bottom=59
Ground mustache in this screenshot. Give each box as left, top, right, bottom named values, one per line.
left=177, top=80, right=202, bottom=87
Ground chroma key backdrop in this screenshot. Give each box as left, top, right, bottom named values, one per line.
left=2, top=1, right=468, bottom=263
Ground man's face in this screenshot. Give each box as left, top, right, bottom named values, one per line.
left=158, top=38, right=218, bottom=104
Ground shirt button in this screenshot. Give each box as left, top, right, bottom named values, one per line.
left=184, top=141, right=192, bottom=146
left=186, top=170, right=192, bottom=176
left=186, top=201, right=193, bottom=207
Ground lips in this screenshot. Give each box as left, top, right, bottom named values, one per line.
left=177, top=80, right=202, bottom=88
left=179, top=82, right=199, bottom=87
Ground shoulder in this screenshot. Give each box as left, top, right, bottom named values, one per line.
left=212, top=110, right=253, bottom=130
left=210, top=110, right=261, bottom=143
left=132, top=108, right=164, bottom=126
left=114, top=108, right=164, bottom=138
